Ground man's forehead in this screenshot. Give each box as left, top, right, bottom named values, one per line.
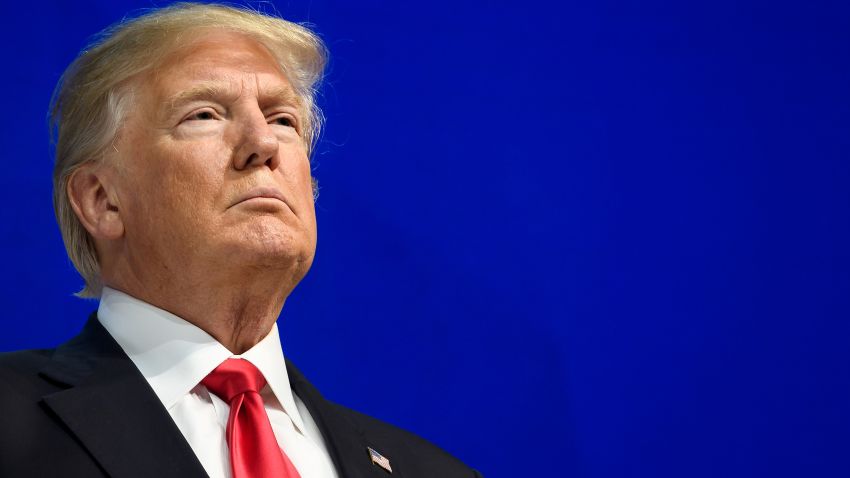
left=149, top=32, right=293, bottom=94
left=136, top=35, right=301, bottom=114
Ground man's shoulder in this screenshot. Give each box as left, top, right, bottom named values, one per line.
left=327, top=400, right=482, bottom=478
left=0, top=349, right=62, bottom=443
left=0, top=348, right=54, bottom=385
left=0, top=347, right=63, bottom=405
left=0, top=347, right=54, bottom=366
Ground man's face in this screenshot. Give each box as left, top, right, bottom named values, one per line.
left=109, top=32, right=317, bottom=284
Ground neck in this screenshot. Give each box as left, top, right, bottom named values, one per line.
left=104, top=266, right=295, bottom=355
left=98, top=234, right=313, bottom=354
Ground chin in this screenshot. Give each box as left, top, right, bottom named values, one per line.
left=223, top=220, right=316, bottom=270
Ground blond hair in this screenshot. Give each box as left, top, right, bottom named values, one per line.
left=50, top=2, right=327, bottom=297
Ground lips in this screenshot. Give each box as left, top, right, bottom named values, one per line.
left=230, top=186, right=291, bottom=211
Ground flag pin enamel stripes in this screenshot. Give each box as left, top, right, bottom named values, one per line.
left=368, top=446, right=393, bottom=473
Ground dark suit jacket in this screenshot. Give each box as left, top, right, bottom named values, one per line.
left=0, top=314, right=481, bottom=478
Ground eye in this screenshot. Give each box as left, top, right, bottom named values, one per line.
left=188, top=110, right=216, bottom=121
left=270, top=115, right=297, bottom=129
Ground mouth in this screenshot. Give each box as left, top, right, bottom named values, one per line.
left=230, top=186, right=291, bottom=211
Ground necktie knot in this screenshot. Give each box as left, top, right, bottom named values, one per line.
left=202, top=358, right=266, bottom=402
left=200, top=357, right=301, bottom=478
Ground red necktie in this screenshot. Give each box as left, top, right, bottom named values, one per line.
left=202, top=358, right=301, bottom=478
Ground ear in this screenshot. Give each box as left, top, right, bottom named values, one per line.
left=67, top=163, right=124, bottom=241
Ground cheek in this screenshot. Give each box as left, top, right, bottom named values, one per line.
left=279, top=145, right=314, bottom=199
left=295, top=152, right=315, bottom=193
left=129, top=144, right=226, bottom=221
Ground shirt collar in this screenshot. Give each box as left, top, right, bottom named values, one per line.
left=97, top=286, right=307, bottom=434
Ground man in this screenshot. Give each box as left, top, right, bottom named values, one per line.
left=0, top=3, right=480, bottom=477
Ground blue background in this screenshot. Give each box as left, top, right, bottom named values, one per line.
left=1, top=1, right=848, bottom=476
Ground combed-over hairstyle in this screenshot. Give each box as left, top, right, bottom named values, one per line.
left=50, top=2, right=327, bottom=298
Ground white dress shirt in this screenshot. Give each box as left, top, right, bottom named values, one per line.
left=97, top=287, right=339, bottom=478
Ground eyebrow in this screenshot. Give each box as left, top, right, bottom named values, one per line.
left=262, top=85, right=303, bottom=109
left=166, top=83, right=231, bottom=111
left=164, top=82, right=303, bottom=116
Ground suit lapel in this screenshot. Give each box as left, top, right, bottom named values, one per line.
left=39, top=314, right=208, bottom=478
left=287, top=361, right=401, bottom=478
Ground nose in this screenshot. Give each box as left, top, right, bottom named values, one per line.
left=232, top=110, right=280, bottom=171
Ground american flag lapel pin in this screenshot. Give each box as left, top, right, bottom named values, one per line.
left=368, top=446, right=393, bottom=473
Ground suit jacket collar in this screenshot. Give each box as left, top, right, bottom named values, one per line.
left=38, top=313, right=208, bottom=478
left=38, top=313, right=399, bottom=478
left=287, top=362, right=403, bottom=478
